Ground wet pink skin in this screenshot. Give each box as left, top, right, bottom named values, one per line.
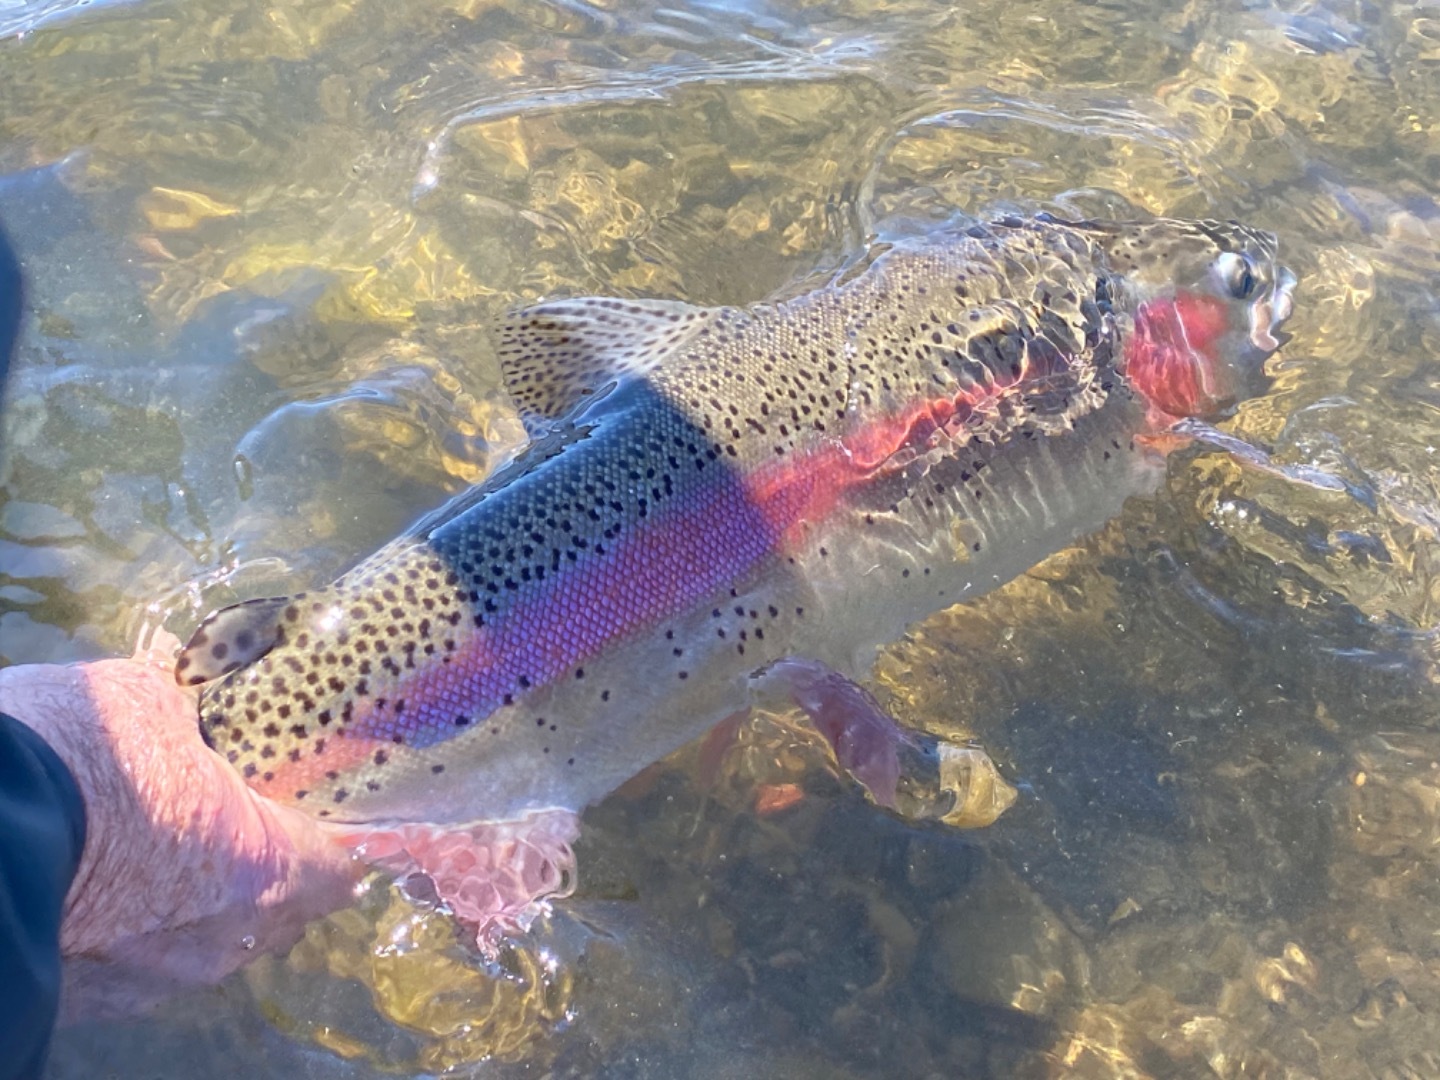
left=0, top=635, right=361, bottom=1019
left=0, top=636, right=915, bottom=1021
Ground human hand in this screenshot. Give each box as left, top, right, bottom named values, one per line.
left=0, top=633, right=361, bottom=1018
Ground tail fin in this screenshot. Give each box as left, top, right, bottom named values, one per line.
left=175, top=595, right=300, bottom=686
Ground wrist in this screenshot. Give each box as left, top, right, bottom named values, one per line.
left=0, top=664, right=135, bottom=951
left=0, top=655, right=360, bottom=1003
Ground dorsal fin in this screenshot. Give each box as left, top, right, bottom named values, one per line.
left=175, top=595, right=298, bottom=687
left=494, top=297, right=719, bottom=428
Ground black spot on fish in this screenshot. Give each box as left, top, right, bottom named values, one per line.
left=431, top=764, right=445, bottom=774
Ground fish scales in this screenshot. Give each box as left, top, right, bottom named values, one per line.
left=181, top=215, right=1296, bottom=826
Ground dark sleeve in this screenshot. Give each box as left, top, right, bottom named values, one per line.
left=0, top=219, right=18, bottom=392
left=0, top=714, right=87, bottom=1080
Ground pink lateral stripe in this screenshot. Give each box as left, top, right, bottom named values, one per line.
left=256, top=353, right=1070, bottom=799
left=744, top=355, right=1036, bottom=544
left=249, top=729, right=392, bottom=801
left=255, top=468, right=778, bottom=797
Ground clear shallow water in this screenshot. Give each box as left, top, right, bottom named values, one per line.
left=4, top=0, right=1440, bottom=1075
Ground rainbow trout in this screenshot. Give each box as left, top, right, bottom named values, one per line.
left=179, top=214, right=1296, bottom=834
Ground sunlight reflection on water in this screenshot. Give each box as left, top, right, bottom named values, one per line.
left=1, top=0, right=145, bottom=40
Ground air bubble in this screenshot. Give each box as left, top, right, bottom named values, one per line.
left=233, top=454, right=255, bottom=501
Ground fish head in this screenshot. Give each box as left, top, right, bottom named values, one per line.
left=1089, top=217, right=1297, bottom=422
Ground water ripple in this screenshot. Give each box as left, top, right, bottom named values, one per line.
left=410, top=41, right=882, bottom=202
left=0, top=0, right=144, bottom=41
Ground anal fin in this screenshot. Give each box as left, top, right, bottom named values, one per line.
left=335, top=809, right=581, bottom=955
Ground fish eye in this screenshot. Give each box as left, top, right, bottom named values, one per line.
left=1214, top=251, right=1257, bottom=300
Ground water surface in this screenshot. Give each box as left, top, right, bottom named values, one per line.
left=4, top=0, right=1440, bottom=1076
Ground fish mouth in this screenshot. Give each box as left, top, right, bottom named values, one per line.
left=1248, top=264, right=1297, bottom=354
